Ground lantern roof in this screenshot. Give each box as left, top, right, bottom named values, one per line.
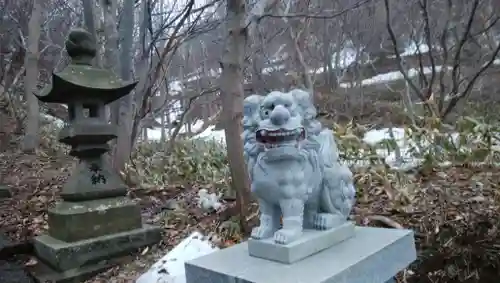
left=35, top=28, right=138, bottom=104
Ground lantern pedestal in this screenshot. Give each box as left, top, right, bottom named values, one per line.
left=32, top=225, right=161, bottom=282
left=31, top=159, right=162, bottom=283
left=29, top=28, right=162, bottom=282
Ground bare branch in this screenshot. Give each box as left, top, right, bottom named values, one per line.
left=437, top=0, right=452, bottom=111
left=419, top=0, right=436, bottom=100
left=449, top=0, right=480, bottom=99
left=442, top=41, right=500, bottom=118
left=259, top=0, right=375, bottom=20
left=165, top=87, right=218, bottom=153
left=383, top=0, right=428, bottom=105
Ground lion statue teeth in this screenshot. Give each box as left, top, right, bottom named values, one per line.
left=242, top=89, right=356, bottom=245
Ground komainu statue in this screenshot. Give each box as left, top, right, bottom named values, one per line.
left=242, top=89, right=356, bottom=245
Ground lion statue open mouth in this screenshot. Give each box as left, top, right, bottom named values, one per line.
left=255, top=127, right=306, bottom=149
left=242, top=89, right=356, bottom=245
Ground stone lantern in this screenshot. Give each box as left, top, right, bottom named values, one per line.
left=31, top=28, right=161, bottom=281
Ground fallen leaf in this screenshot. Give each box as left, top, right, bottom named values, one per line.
left=141, top=246, right=149, bottom=255
left=25, top=257, right=38, bottom=266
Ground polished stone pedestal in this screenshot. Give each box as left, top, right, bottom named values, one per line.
left=248, top=222, right=355, bottom=264
left=185, top=227, right=416, bottom=283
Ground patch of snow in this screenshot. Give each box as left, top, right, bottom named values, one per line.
left=400, top=42, right=429, bottom=57
left=340, top=65, right=451, bottom=87
left=146, top=119, right=206, bottom=141
left=194, top=125, right=226, bottom=144
left=262, top=64, right=285, bottom=74
left=362, top=128, right=425, bottom=171
left=136, top=232, right=218, bottom=283
left=185, top=74, right=201, bottom=82
left=360, top=127, right=468, bottom=171
left=184, top=69, right=221, bottom=82
left=269, top=45, right=288, bottom=64
left=197, top=189, right=223, bottom=211
left=310, top=67, right=324, bottom=75
left=363, top=128, right=406, bottom=145
left=41, top=113, right=64, bottom=128
left=169, top=81, right=183, bottom=93
left=331, top=47, right=357, bottom=69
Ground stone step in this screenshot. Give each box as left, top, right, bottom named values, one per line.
left=248, top=222, right=355, bottom=264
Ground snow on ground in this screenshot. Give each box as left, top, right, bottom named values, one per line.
left=136, top=232, right=218, bottom=283
left=194, top=125, right=226, bottom=144
left=360, top=127, right=428, bottom=171
left=40, top=113, right=64, bottom=128
left=169, top=80, right=184, bottom=93
left=146, top=119, right=206, bottom=140
left=189, top=125, right=500, bottom=172
left=262, top=64, right=285, bottom=74
left=333, top=46, right=357, bottom=69
left=400, top=42, right=430, bottom=57
left=190, top=126, right=436, bottom=171
left=197, top=188, right=223, bottom=211
left=339, top=65, right=450, bottom=88
left=147, top=123, right=226, bottom=144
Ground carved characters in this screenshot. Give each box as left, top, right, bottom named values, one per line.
left=242, top=89, right=356, bottom=245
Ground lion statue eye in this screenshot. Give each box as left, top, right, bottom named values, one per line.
left=260, top=107, right=270, bottom=119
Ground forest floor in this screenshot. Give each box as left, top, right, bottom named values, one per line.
left=1, top=94, right=500, bottom=283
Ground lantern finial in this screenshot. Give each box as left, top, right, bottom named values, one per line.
left=65, top=28, right=96, bottom=65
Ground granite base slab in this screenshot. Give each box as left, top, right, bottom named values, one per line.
left=185, top=226, right=416, bottom=283
left=248, top=221, right=355, bottom=264
left=34, top=224, right=161, bottom=272
left=27, top=254, right=132, bottom=283
left=47, top=197, right=142, bottom=242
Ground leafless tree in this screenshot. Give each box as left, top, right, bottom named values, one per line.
left=22, top=0, right=43, bottom=152
left=384, top=0, right=500, bottom=120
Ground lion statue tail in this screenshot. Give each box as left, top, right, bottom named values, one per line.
left=317, top=129, right=356, bottom=218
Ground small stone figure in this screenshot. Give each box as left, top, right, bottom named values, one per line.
left=242, top=89, right=356, bottom=245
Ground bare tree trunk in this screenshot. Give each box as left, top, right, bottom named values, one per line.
left=100, top=0, right=120, bottom=72
left=281, top=0, right=313, bottom=92
left=160, top=111, right=166, bottom=142
left=159, top=0, right=167, bottom=144
left=82, top=0, right=101, bottom=67
left=22, top=0, right=42, bottom=152
left=100, top=0, right=121, bottom=131
left=220, top=0, right=250, bottom=233
left=112, top=0, right=135, bottom=171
